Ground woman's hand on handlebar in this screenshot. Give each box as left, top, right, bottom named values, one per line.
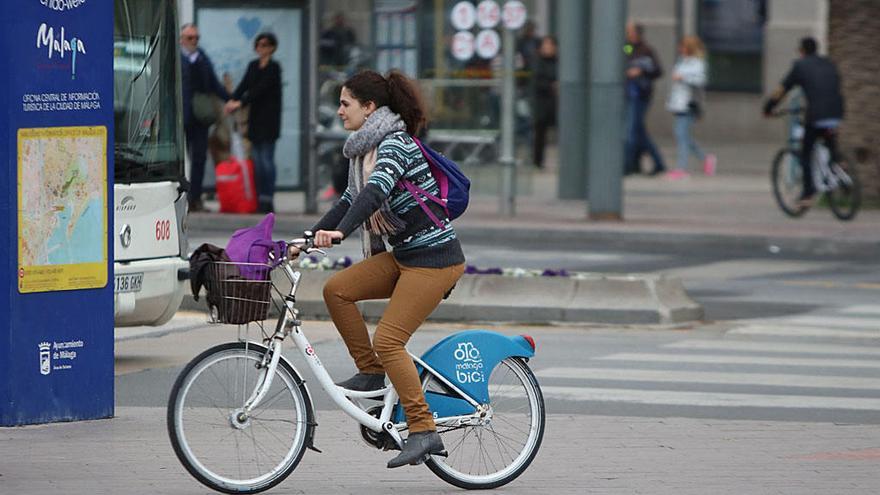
left=314, top=230, right=343, bottom=248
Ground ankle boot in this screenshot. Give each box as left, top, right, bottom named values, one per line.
left=335, top=373, right=385, bottom=392
left=387, top=431, right=446, bottom=468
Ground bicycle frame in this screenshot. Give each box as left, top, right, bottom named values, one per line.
left=240, top=260, right=486, bottom=449
left=782, top=98, right=854, bottom=195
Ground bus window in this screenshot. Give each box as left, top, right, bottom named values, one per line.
left=114, top=0, right=184, bottom=184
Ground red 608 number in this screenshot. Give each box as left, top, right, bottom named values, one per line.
left=155, top=219, right=172, bottom=241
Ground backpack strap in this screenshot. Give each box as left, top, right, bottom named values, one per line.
left=398, top=137, right=450, bottom=229
left=412, top=137, right=450, bottom=201
left=399, top=180, right=447, bottom=229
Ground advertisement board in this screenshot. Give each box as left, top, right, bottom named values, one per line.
left=1, top=0, right=115, bottom=426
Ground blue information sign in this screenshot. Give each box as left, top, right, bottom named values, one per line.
left=1, top=0, right=114, bottom=426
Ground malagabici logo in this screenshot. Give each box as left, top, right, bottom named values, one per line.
left=453, top=342, right=485, bottom=384
left=36, top=23, right=87, bottom=79
left=40, top=0, right=88, bottom=11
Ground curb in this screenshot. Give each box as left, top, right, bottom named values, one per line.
left=182, top=270, right=704, bottom=325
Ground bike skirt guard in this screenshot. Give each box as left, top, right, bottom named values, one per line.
left=393, top=330, right=536, bottom=423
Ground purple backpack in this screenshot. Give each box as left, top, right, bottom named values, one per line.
left=399, top=137, right=470, bottom=228
left=225, top=213, right=286, bottom=279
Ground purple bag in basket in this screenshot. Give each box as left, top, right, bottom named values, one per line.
left=225, top=213, right=286, bottom=279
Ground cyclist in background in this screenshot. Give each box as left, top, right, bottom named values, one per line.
left=763, top=37, right=844, bottom=206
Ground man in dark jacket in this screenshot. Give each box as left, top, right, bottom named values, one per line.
left=180, top=23, right=230, bottom=212
left=764, top=37, right=845, bottom=204
left=623, top=22, right=666, bottom=176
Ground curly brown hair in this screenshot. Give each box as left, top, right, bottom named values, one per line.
left=342, top=70, right=427, bottom=135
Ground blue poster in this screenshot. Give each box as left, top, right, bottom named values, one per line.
left=1, top=0, right=115, bottom=426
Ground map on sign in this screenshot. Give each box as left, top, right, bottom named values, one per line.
left=18, top=126, right=108, bottom=293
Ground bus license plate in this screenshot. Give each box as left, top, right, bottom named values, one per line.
left=115, top=273, right=143, bottom=293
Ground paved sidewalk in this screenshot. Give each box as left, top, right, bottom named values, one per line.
left=2, top=407, right=878, bottom=494
left=191, top=141, right=880, bottom=255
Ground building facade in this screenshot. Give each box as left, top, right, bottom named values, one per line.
left=828, top=0, right=879, bottom=203
left=175, top=0, right=877, bottom=201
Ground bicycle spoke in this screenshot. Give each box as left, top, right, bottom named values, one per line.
left=249, top=386, right=293, bottom=418
left=491, top=414, right=531, bottom=437
left=488, top=424, right=517, bottom=464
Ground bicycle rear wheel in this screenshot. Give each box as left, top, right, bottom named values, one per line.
left=425, top=357, right=545, bottom=490
left=167, top=342, right=311, bottom=494
left=771, top=148, right=808, bottom=217
left=827, top=157, right=861, bottom=221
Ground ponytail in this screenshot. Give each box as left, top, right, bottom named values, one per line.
left=343, top=69, right=428, bottom=135
left=385, top=71, right=427, bottom=135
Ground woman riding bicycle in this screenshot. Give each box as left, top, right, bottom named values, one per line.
left=302, top=69, right=465, bottom=468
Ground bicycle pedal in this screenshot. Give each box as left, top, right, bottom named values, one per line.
left=432, top=450, right=449, bottom=458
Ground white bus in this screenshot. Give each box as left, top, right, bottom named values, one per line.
left=113, top=0, right=189, bottom=326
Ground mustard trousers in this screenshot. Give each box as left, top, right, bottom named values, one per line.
left=323, top=252, right=464, bottom=433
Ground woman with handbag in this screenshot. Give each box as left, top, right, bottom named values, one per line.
left=666, top=35, right=716, bottom=179
left=296, top=70, right=465, bottom=468
left=225, top=32, right=283, bottom=213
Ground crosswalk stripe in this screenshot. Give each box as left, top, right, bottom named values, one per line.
left=597, top=353, right=880, bottom=369
left=535, top=367, right=880, bottom=390
left=502, top=385, right=880, bottom=411
left=840, top=305, right=880, bottom=316
left=665, top=339, right=880, bottom=357
left=729, top=325, right=880, bottom=340
left=773, top=316, right=880, bottom=330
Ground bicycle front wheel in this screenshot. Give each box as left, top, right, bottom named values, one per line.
left=167, top=342, right=311, bottom=494
left=771, top=148, right=808, bottom=217
left=827, top=157, right=861, bottom=221
left=426, top=357, right=545, bottom=490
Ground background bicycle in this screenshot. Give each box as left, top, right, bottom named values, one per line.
left=770, top=102, right=861, bottom=221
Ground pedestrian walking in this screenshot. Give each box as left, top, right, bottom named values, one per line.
left=180, top=23, right=230, bottom=212
left=515, top=21, right=541, bottom=147
left=623, top=21, right=666, bottom=176
left=665, top=35, right=716, bottom=179
left=319, top=12, right=357, bottom=68
left=318, top=13, right=359, bottom=202
left=225, top=32, right=283, bottom=213
left=303, top=69, right=465, bottom=468
left=532, top=36, right=558, bottom=169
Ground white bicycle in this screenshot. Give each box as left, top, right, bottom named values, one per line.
left=167, top=232, right=545, bottom=494
left=770, top=107, right=861, bottom=220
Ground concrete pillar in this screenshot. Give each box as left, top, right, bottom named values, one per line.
left=556, top=0, right=590, bottom=199
left=586, top=0, right=626, bottom=220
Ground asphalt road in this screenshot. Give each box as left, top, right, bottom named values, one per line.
left=118, top=232, right=880, bottom=425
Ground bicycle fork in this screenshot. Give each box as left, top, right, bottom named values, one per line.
left=239, top=337, right=285, bottom=416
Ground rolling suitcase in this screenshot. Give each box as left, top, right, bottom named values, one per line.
left=215, top=119, right=257, bottom=214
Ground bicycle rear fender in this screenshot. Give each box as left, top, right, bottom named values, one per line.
left=394, top=330, right=535, bottom=422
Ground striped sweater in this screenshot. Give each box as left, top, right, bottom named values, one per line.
left=312, top=131, right=465, bottom=268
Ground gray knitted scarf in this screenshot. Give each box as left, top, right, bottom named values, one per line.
left=342, top=106, right=407, bottom=257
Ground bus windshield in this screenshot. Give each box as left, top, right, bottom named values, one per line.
left=114, top=0, right=184, bottom=183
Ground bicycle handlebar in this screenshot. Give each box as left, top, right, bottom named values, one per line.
left=284, top=231, right=341, bottom=262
